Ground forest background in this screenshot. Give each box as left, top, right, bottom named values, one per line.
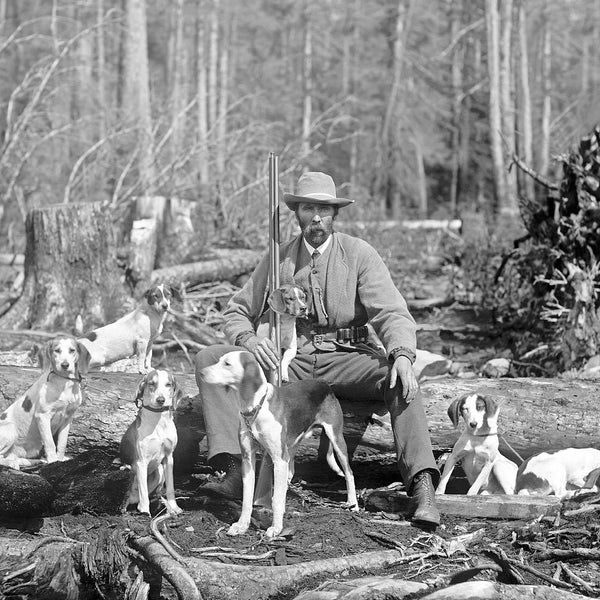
left=1, top=0, right=600, bottom=372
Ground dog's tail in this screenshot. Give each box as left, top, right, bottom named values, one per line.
left=324, top=440, right=344, bottom=477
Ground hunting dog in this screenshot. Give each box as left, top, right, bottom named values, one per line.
left=436, top=393, right=518, bottom=495
left=119, top=369, right=182, bottom=516
left=516, top=448, right=600, bottom=498
left=0, top=335, right=90, bottom=469
left=256, top=284, right=309, bottom=382
left=199, top=350, right=358, bottom=539
left=78, top=284, right=174, bottom=374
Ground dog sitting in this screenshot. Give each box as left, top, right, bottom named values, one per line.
left=256, top=284, right=308, bottom=382
left=119, top=369, right=182, bottom=516
left=78, top=284, right=174, bottom=374
left=515, top=448, right=600, bottom=499
left=0, top=335, right=90, bottom=469
left=199, top=350, right=358, bottom=539
left=436, top=393, right=518, bottom=495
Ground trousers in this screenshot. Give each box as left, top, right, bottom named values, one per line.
left=194, top=344, right=439, bottom=489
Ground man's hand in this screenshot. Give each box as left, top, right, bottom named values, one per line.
left=389, top=355, right=418, bottom=403
left=241, top=335, right=279, bottom=372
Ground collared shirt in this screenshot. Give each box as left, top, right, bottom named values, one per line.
left=303, top=235, right=332, bottom=257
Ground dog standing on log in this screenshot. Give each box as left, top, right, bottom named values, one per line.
left=516, top=448, right=600, bottom=498
left=436, top=393, right=518, bottom=495
left=256, top=284, right=309, bottom=383
left=199, top=350, right=358, bottom=539
left=78, top=284, right=174, bottom=374
left=119, top=369, right=183, bottom=516
left=0, top=335, right=90, bottom=469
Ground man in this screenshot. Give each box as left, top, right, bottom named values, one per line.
left=195, top=171, right=440, bottom=527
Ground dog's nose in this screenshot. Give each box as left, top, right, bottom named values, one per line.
left=156, top=396, right=165, bottom=405
left=469, top=421, right=478, bottom=428
left=60, top=361, right=70, bottom=370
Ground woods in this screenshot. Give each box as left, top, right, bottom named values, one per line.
left=2, top=1, right=600, bottom=600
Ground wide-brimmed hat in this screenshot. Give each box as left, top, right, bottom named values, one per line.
left=283, top=172, right=354, bottom=210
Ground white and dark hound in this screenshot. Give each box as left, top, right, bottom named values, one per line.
left=119, top=369, right=182, bottom=516
left=516, top=448, right=600, bottom=499
left=200, top=350, right=358, bottom=539
left=78, top=284, right=174, bottom=373
left=0, top=335, right=90, bottom=469
left=436, top=393, right=518, bottom=495
left=256, top=284, right=309, bottom=382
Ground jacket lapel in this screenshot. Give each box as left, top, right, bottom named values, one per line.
left=324, top=233, right=348, bottom=324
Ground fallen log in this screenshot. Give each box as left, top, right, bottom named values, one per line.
left=418, top=581, right=588, bottom=600
left=1, top=368, right=600, bottom=461
left=151, top=248, right=261, bottom=288
left=364, top=491, right=561, bottom=520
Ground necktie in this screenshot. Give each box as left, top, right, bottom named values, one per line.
left=311, top=249, right=320, bottom=264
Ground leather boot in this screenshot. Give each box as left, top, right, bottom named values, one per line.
left=199, top=453, right=243, bottom=500
left=410, top=470, right=440, bottom=527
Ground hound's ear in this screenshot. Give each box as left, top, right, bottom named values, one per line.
left=135, top=374, right=149, bottom=404
left=76, top=342, right=91, bottom=375
left=169, top=372, right=183, bottom=409
left=44, top=340, right=55, bottom=368
left=481, top=395, right=499, bottom=417
left=169, top=285, right=182, bottom=303
left=447, top=396, right=463, bottom=427
left=267, top=289, right=286, bottom=314
left=239, top=352, right=264, bottom=398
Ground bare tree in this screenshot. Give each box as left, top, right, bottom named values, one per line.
left=301, top=2, right=312, bottom=161
left=123, top=0, right=155, bottom=194
left=485, top=0, right=507, bottom=213
left=538, top=0, right=552, bottom=177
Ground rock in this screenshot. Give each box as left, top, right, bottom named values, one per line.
left=0, top=465, right=55, bottom=516
left=481, top=357, right=511, bottom=378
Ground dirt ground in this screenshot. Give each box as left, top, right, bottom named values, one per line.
left=2, top=441, right=600, bottom=599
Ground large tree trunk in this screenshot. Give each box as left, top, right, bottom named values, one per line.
left=485, top=0, right=507, bottom=214
left=0, top=203, right=127, bottom=331
left=2, top=367, right=600, bottom=462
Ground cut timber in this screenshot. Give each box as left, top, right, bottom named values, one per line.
left=128, top=217, right=158, bottom=290
left=0, top=203, right=127, bottom=330
left=1, top=370, right=600, bottom=462
left=151, top=248, right=261, bottom=288
left=364, top=490, right=561, bottom=520
left=0, top=366, right=204, bottom=472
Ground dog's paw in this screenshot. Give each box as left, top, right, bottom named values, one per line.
left=164, top=501, right=183, bottom=516
left=136, top=503, right=151, bottom=515
left=265, top=525, right=283, bottom=539
left=227, top=521, right=250, bottom=536
left=342, top=501, right=359, bottom=512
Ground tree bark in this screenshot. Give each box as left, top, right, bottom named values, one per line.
left=517, top=0, right=534, bottom=201
left=2, top=367, right=600, bottom=462
left=301, top=2, right=312, bottom=160
left=123, top=0, right=155, bottom=193
left=150, top=248, right=261, bottom=288
left=196, top=1, right=209, bottom=187
left=485, top=0, right=507, bottom=214
left=538, top=2, right=552, bottom=177
left=0, top=203, right=127, bottom=331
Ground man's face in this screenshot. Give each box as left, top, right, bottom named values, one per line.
left=296, top=203, right=336, bottom=247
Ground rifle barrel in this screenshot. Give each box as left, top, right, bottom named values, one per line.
left=268, top=153, right=281, bottom=384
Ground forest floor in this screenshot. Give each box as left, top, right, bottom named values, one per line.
left=2, top=225, right=600, bottom=598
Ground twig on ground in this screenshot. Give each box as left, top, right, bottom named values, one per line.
left=150, top=512, right=186, bottom=564
left=2, top=563, right=37, bottom=583
left=559, top=562, right=597, bottom=594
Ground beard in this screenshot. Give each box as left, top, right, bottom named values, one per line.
left=301, top=220, right=333, bottom=247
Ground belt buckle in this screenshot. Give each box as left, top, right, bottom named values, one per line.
left=313, top=333, right=324, bottom=345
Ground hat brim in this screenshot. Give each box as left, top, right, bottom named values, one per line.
left=283, top=193, right=354, bottom=210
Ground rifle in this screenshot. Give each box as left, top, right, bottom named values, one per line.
left=268, top=152, right=281, bottom=385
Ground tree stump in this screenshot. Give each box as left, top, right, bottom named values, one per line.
left=0, top=203, right=127, bottom=331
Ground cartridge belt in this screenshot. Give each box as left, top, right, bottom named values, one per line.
left=311, top=325, right=369, bottom=345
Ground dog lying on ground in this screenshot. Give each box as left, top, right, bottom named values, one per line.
left=256, top=284, right=308, bottom=383
left=0, top=335, right=90, bottom=469
left=119, top=369, right=182, bottom=516
left=515, top=448, right=600, bottom=499
left=199, top=350, right=358, bottom=538
left=78, top=284, right=174, bottom=373
left=436, top=393, right=518, bottom=495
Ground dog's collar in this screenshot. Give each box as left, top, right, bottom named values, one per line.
left=139, top=404, right=173, bottom=413
left=48, top=370, right=86, bottom=388
left=472, top=431, right=498, bottom=437
left=240, top=384, right=272, bottom=427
